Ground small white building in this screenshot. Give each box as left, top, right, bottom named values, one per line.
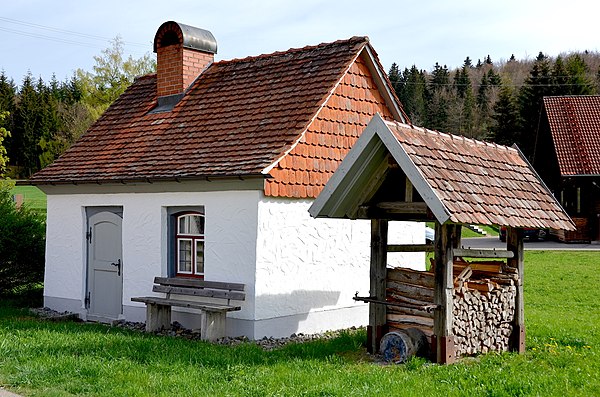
left=30, top=21, right=423, bottom=338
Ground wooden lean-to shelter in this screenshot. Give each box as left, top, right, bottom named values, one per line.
left=309, top=114, right=575, bottom=364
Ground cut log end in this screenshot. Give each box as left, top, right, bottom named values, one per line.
left=380, top=328, right=429, bottom=364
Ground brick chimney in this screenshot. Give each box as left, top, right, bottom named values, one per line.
left=153, top=21, right=217, bottom=98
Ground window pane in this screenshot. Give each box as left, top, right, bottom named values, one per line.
left=195, top=241, right=204, bottom=274
left=190, top=215, right=204, bottom=235
left=177, top=214, right=204, bottom=235
left=178, top=216, right=186, bottom=234
left=178, top=239, right=192, bottom=273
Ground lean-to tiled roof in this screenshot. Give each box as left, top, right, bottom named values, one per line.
left=30, top=36, right=404, bottom=195
left=311, top=115, right=575, bottom=230
left=544, top=96, right=600, bottom=176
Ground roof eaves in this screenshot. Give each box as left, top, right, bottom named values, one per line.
left=511, top=143, right=575, bottom=230
left=23, top=173, right=269, bottom=187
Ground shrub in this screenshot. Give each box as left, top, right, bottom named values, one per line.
left=0, top=180, right=46, bottom=295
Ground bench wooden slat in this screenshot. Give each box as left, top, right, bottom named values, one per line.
left=131, top=296, right=241, bottom=312
left=152, top=285, right=246, bottom=301
left=154, top=277, right=245, bottom=292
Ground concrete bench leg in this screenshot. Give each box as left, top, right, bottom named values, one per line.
left=201, top=310, right=226, bottom=341
left=146, top=304, right=171, bottom=332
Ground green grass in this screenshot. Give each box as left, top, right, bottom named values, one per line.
left=427, top=222, right=499, bottom=238
left=10, top=185, right=46, bottom=214
left=1, top=251, right=599, bottom=396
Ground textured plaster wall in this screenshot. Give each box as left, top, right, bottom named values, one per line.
left=254, top=197, right=424, bottom=336
left=44, top=183, right=425, bottom=338
left=43, top=187, right=260, bottom=322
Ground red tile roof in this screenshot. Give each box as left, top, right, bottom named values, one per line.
left=388, top=121, right=574, bottom=230
left=31, top=36, right=402, bottom=187
left=544, top=95, right=600, bottom=176
left=265, top=57, right=396, bottom=198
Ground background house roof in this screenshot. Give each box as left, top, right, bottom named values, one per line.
left=544, top=95, right=600, bottom=176
left=311, top=115, right=575, bottom=231
left=30, top=37, right=386, bottom=185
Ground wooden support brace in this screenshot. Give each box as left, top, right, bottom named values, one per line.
left=368, top=219, right=388, bottom=354
left=433, top=222, right=458, bottom=364
left=146, top=304, right=171, bottom=332
left=507, top=227, right=526, bottom=353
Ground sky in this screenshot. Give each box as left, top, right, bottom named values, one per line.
left=2, top=0, right=600, bottom=84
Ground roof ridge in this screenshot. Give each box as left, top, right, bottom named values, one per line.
left=385, top=119, right=515, bottom=152
left=214, top=36, right=369, bottom=66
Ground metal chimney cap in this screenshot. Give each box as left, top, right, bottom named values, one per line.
left=154, top=21, right=217, bottom=54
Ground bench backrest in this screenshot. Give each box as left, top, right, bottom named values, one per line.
left=153, top=277, right=245, bottom=301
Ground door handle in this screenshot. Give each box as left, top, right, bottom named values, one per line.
left=110, top=259, right=121, bottom=276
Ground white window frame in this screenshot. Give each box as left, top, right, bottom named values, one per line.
left=175, top=212, right=205, bottom=278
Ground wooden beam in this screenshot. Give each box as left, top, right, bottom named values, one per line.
left=507, top=227, right=525, bottom=353
left=433, top=222, right=456, bottom=364
left=453, top=248, right=515, bottom=259
left=405, top=177, right=413, bottom=202
left=368, top=219, right=388, bottom=354
left=357, top=202, right=431, bottom=220
left=387, top=244, right=435, bottom=252
left=375, top=201, right=428, bottom=214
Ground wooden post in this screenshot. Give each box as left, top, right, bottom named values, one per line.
left=433, top=222, right=456, bottom=364
left=367, top=219, right=388, bottom=354
left=507, top=227, right=525, bottom=353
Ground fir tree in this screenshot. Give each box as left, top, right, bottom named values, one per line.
left=388, top=63, right=401, bottom=98
left=426, top=63, right=451, bottom=130
left=12, top=73, right=41, bottom=175
left=491, top=84, right=520, bottom=146
left=517, top=52, right=553, bottom=158
left=400, top=66, right=427, bottom=125
left=564, top=54, right=594, bottom=95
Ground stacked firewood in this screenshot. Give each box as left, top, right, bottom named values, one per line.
left=386, top=267, right=435, bottom=338
left=452, top=259, right=517, bottom=356
left=386, top=260, right=519, bottom=357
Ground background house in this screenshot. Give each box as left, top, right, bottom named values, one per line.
left=29, top=21, right=423, bottom=338
left=534, top=95, right=600, bottom=242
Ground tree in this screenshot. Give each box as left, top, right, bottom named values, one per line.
left=399, top=66, right=427, bottom=125
left=0, top=180, right=46, bottom=294
left=491, top=84, right=520, bottom=146
left=564, top=54, right=594, bottom=95
left=11, top=73, right=42, bottom=175
left=517, top=52, right=553, bottom=158
left=0, top=112, right=9, bottom=175
left=0, top=72, right=16, bottom=165
left=76, top=36, right=155, bottom=117
left=426, top=63, right=451, bottom=130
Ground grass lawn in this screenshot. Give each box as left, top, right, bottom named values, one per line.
left=1, top=251, right=598, bottom=396
left=9, top=185, right=46, bottom=215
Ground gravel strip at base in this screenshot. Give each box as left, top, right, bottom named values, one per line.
left=30, top=307, right=361, bottom=350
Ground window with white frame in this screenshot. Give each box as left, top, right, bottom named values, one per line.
left=175, top=212, right=205, bottom=277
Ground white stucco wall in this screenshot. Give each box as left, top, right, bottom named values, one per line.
left=42, top=181, right=261, bottom=327
left=253, top=196, right=424, bottom=337
left=42, top=181, right=425, bottom=339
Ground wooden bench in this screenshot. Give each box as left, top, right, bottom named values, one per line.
left=131, top=277, right=245, bottom=341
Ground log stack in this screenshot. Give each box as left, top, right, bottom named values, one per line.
left=452, top=283, right=516, bottom=356
left=386, top=267, right=435, bottom=338
left=386, top=259, right=518, bottom=358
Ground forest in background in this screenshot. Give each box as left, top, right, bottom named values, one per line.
left=1, top=42, right=600, bottom=178
left=389, top=51, right=600, bottom=160
left=0, top=37, right=154, bottom=178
